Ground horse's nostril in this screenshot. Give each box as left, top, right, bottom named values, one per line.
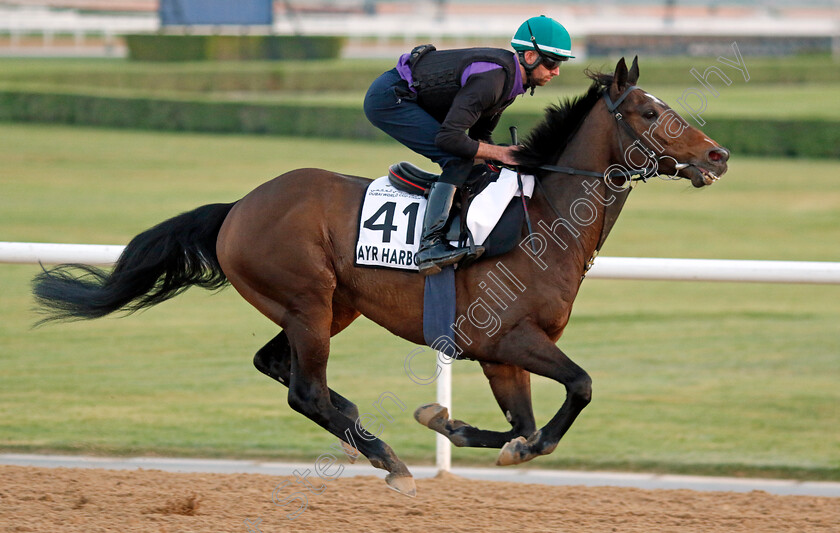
left=708, top=147, right=730, bottom=163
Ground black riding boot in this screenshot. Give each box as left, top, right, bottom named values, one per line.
left=416, top=181, right=484, bottom=276
left=416, top=182, right=463, bottom=276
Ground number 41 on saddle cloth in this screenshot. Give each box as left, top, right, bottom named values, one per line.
left=355, top=167, right=535, bottom=271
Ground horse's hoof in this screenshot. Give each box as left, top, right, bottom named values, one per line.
left=413, top=403, right=448, bottom=432
left=496, top=436, right=529, bottom=466
left=338, top=439, right=360, bottom=464
left=385, top=473, right=416, bottom=497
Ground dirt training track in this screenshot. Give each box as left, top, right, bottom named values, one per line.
left=1, top=465, right=837, bottom=532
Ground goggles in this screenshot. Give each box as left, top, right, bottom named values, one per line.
left=538, top=54, right=566, bottom=70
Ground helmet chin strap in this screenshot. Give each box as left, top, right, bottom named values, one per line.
left=517, top=51, right=540, bottom=95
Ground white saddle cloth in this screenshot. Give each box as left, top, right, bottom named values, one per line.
left=355, top=168, right=534, bottom=271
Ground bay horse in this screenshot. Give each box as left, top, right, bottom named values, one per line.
left=32, top=57, right=729, bottom=496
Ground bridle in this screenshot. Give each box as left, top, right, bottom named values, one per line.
left=538, top=85, right=692, bottom=185
left=521, top=84, right=693, bottom=279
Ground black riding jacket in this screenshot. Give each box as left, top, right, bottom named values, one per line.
left=402, top=47, right=525, bottom=159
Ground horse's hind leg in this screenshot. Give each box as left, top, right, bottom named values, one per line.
left=282, top=316, right=415, bottom=496
left=253, top=332, right=291, bottom=383
left=254, top=331, right=360, bottom=421
left=221, top=223, right=410, bottom=491
left=254, top=304, right=363, bottom=461
left=415, top=362, right=536, bottom=448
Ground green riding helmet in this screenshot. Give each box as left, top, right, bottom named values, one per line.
left=511, top=15, right=575, bottom=62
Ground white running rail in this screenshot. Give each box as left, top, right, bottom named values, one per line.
left=4, top=242, right=840, bottom=284
left=3, top=241, right=840, bottom=473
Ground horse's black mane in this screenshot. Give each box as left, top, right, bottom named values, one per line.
left=515, top=70, right=614, bottom=172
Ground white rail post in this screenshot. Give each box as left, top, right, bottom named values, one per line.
left=436, top=352, right=452, bottom=472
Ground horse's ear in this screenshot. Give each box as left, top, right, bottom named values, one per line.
left=628, top=55, right=640, bottom=85
left=612, top=57, right=628, bottom=94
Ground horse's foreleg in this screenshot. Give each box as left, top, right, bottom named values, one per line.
left=284, top=323, right=415, bottom=496
left=493, top=323, right=592, bottom=466
left=414, top=362, right=536, bottom=449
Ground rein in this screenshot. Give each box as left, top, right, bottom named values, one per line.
left=526, top=85, right=668, bottom=280
left=514, top=84, right=698, bottom=278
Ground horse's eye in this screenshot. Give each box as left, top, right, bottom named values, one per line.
left=643, top=110, right=658, bottom=120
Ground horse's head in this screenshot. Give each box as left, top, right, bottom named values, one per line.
left=607, top=57, right=729, bottom=188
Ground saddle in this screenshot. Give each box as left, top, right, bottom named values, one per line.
left=387, top=161, right=527, bottom=259
left=388, top=161, right=498, bottom=195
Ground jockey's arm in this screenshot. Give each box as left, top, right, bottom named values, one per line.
left=435, top=70, right=515, bottom=164
left=475, top=142, right=518, bottom=166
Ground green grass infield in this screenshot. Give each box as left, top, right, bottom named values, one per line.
left=1, top=124, right=838, bottom=480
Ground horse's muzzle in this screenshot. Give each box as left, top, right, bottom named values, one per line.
left=682, top=147, right=730, bottom=187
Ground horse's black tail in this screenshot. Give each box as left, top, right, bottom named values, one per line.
left=32, top=202, right=236, bottom=325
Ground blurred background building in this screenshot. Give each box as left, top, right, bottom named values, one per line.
left=0, top=0, right=838, bottom=58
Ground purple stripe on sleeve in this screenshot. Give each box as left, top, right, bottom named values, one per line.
left=460, top=61, right=502, bottom=86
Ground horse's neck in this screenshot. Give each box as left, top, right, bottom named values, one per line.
left=557, top=103, right=618, bottom=174
left=533, top=106, right=627, bottom=267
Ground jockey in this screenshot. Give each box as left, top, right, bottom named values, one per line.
left=364, top=15, right=574, bottom=276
